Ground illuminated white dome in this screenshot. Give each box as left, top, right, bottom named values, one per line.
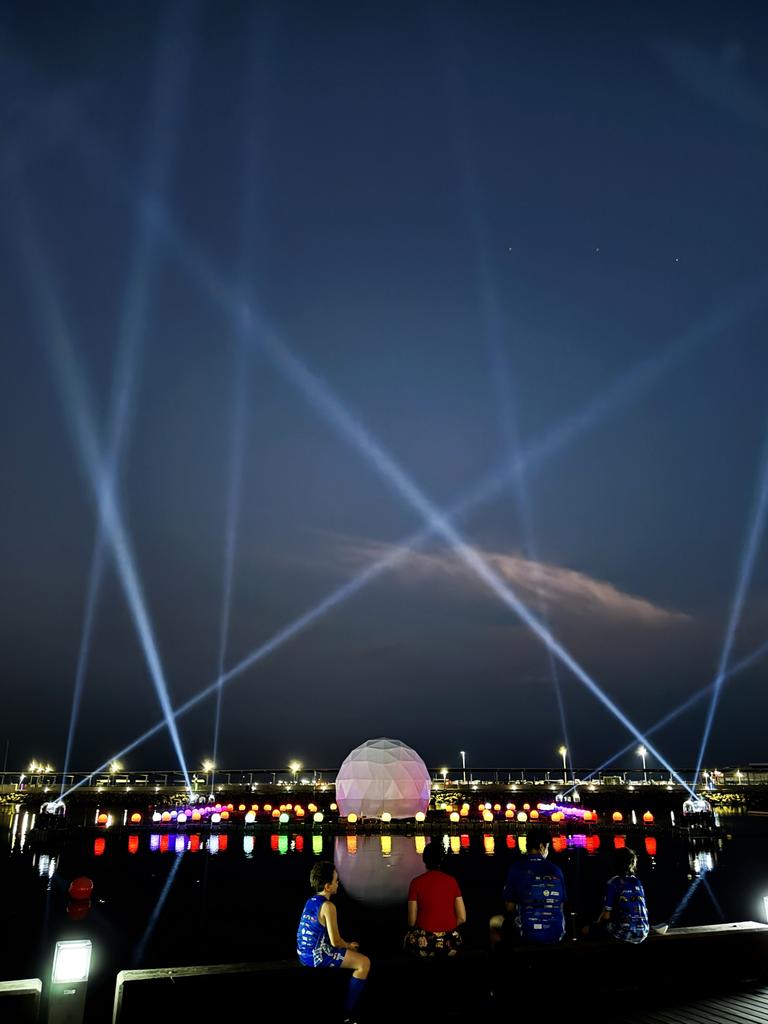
left=335, top=737, right=431, bottom=819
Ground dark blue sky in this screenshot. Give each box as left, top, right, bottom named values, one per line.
left=1, top=1, right=766, bottom=774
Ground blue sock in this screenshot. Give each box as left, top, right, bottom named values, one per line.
left=345, top=975, right=366, bottom=1012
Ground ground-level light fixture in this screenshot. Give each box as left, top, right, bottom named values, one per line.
left=49, top=939, right=92, bottom=1024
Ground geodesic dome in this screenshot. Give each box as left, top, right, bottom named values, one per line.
left=335, top=737, right=431, bottom=819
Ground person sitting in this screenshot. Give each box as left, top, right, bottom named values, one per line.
left=597, top=846, right=649, bottom=944
left=490, top=827, right=566, bottom=946
left=405, top=841, right=466, bottom=956
left=296, top=860, right=370, bottom=1022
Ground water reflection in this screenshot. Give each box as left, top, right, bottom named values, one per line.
left=335, top=835, right=423, bottom=906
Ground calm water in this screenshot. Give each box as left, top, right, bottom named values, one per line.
left=2, top=807, right=767, bottom=1021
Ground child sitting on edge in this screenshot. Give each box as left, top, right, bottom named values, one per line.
left=597, top=845, right=650, bottom=944
left=296, top=860, right=370, bottom=1022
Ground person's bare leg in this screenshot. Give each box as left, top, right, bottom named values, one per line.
left=341, top=949, right=370, bottom=979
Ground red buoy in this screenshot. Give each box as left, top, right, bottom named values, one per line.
left=68, top=877, right=94, bottom=901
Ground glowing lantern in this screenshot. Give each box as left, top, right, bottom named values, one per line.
left=279, top=812, right=290, bottom=824
left=308, top=803, right=317, bottom=813
left=450, top=811, right=460, bottom=823
left=523, top=803, right=530, bottom=811
left=214, top=804, right=221, bottom=812
left=645, top=836, right=657, bottom=856
left=264, top=804, right=272, bottom=812
left=482, top=810, right=494, bottom=823
left=517, top=811, right=527, bottom=822
left=313, top=812, right=324, bottom=823
left=130, top=813, right=141, bottom=824
left=493, top=804, right=501, bottom=812
left=128, top=835, right=139, bottom=855
left=211, top=813, right=221, bottom=824
left=238, top=804, right=246, bottom=812
left=285, top=804, right=293, bottom=811
left=191, top=811, right=201, bottom=822
left=506, top=803, right=514, bottom=810
left=296, top=807, right=306, bottom=818
left=477, top=803, right=485, bottom=812
left=381, top=811, right=391, bottom=823
left=97, top=813, right=108, bottom=826
left=583, top=811, right=593, bottom=822
left=614, top=835, right=626, bottom=849
left=69, top=877, right=94, bottom=900
left=460, top=806, right=469, bottom=817
left=529, top=809, right=540, bottom=820
left=93, top=838, right=106, bottom=857
left=245, top=811, right=256, bottom=824
left=415, top=811, right=426, bottom=823
left=330, top=803, right=338, bottom=811
left=347, top=813, right=358, bottom=824
left=226, top=803, right=233, bottom=812
left=152, top=812, right=161, bottom=823
left=505, top=810, right=514, bottom=819
left=177, top=813, right=188, bottom=824
left=161, top=811, right=171, bottom=823
left=220, top=810, right=230, bottom=821
left=643, top=811, right=654, bottom=824
left=271, top=809, right=280, bottom=818
left=612, top=811, right=623, bottom=823
left=251, top=804, right=259, bottom=811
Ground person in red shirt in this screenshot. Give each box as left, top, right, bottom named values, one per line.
left=405, top=841, right=467, bottom=956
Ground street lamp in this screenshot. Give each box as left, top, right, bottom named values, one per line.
left=440, top=767, right=448, bottom=783
left=637, top=746, right=647, bottom=783
left=202, top=760, right=215, bottom=798
left=558, top=746, right=567, bottom=783
left=289, top=761, right=302, bottom=783
left=460, top=750, right=466, bottom=784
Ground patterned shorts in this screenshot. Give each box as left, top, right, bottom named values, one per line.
left=298, top=938, right=346, bottom=969
left=404, top=927, right=463, bottom=957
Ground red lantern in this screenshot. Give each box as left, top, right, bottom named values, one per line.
left=68, top=877, right=94, bottom=900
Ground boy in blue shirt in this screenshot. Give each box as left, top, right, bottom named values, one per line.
left=297, top=861, right=370, bottom=1022
left=490, top=828, right=567, bottom=945
left=598, top=846, right=649, bottom=944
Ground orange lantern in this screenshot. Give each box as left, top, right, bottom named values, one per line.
left=130, top=812, right=141, bottom=824
left=612, top=811, right=623, bottom=823
left=642, top=811, right=654, bottom=824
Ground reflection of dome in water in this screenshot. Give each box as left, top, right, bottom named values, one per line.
left=335, top=835, right=425, bottom=905
left=335, top=738, right=431, bottom=819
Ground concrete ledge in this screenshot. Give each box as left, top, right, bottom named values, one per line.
left=0, top=978, right=42, bottom=1024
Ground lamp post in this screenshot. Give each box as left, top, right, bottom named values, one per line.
left=637, top=745, right=647, bottom=784
left=460, top=750, right=466, bottom=784
left=289, top=761, right=302, bottom=784
left=202, top=760, right=215, bottom=800
left=558, top=746, right=567, bottom=784
left=440, top=767, right=448, bottom=784
left=49, top=939, right=92, bottom=1024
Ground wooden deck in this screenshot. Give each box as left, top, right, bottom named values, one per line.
left=621, top=986, right=768, bottom=1023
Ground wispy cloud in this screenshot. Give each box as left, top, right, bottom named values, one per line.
left=335, top=537, right=691, bottom=627
left=653, top=37, right=767, bottom=129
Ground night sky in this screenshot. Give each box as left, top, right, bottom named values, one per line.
left=1, top=1, right=767, bottom=775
